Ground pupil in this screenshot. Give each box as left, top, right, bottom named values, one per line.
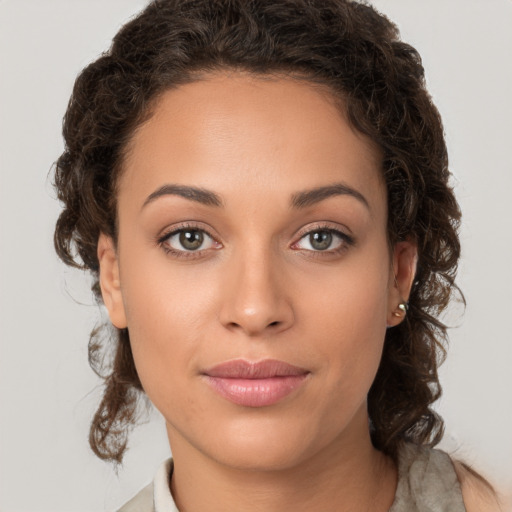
left=179, top=230, right=203, bottom=250
left=310, top=231, right=332, bottom=251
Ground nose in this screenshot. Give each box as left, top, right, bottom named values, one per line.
left=218, top=249, right=295, bottom=337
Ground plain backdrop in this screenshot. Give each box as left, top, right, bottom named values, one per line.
left=1, top=0, right=511, bottom=510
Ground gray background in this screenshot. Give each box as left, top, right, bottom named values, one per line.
left=1, top=0, right=511, bottom=510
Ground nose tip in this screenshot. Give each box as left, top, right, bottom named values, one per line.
left=224, top=305, right=291, bottom=336
left=219, top=258, right=295, bottom=337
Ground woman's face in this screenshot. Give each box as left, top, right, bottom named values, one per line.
left=99, top=73, right=413, bottom=470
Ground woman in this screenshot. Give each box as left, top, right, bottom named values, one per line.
left=53, top=0, right=502, bottom=510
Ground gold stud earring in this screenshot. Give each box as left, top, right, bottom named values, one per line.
left=392, top=302, right=408, bottom=317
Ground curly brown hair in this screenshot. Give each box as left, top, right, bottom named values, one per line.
left=54, top=0, right=462, bottom=464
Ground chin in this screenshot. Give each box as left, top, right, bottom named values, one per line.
left=211, top=440, right=311, bottom=472
left=195, top=412, right=328, bottom=472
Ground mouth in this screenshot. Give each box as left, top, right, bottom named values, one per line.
left=202, top=359, right=310, bottom=407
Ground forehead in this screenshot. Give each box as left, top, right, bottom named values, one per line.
left=120, top=72, right=385, bottom=213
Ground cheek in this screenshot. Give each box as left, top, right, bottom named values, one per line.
left=118, top=251, right=218, bottom=401
left=120, top=239, right=219, bottom=332
left=298, top=247, right=391, bottom=387
left=301, top=248, right=390, bottom=336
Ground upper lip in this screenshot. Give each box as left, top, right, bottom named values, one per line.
left=203, top=359, right=309, bottom=379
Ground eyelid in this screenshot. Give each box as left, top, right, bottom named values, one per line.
left=157, top=220, right=218, bottom=240
left=155, top=221, right=354, bottom=258
left=156, top=222, right=222, bottom=256
left=291, top=222, right=355, bottom=251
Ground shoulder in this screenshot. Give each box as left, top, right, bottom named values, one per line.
left=117, top=482, right=154, bottom=512
left=391, top=443, right=466, bottom=512
left=116, top=458, right=175, bottom=512
left=452, top=460, right=504, bottom=512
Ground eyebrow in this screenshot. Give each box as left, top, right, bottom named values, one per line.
left=142, top=184, right=223, bottom=209
left=291, top=183, right=370, bottom=210
left=142, top=181, right=369, bottom=211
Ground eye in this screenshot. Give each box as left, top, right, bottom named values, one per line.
left=160, top=227, right=219, bottom=254
left=293, top=228, right=353, bottom=252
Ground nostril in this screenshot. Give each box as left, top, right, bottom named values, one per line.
left=269, top=321, right=280, bottom=327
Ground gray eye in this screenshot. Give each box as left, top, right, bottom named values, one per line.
left=179, top=230, right=204, bottom=250
left=309, top=231, right=333, bottom=251
left=294, top=228, right=347, bottom=252
left=164, top=228, right=216, bottom=252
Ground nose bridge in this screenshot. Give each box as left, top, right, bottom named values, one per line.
left=219, top=241, right=294, bottom=336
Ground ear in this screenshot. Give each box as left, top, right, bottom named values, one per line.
left=97, top=233, right=127, bottom=329
left=387, top=240, right=418, bottom=327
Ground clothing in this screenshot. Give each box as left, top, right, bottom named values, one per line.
left=390, top=443, right=466, bottom=512
left=117, top=443, right=466, bottom=511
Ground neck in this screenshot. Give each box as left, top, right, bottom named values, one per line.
left=167, top=409, right=397, bottom=512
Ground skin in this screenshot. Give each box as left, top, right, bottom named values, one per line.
left=453, top=463, right=505, bottom=512
left=98, top=72, right=420, bottom=511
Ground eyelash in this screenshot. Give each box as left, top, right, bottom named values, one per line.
left=291, top=224, right=355, bottom=256
left=157, top=223, right=221, bottom=259
left=157, top=223, right=355, bottom=259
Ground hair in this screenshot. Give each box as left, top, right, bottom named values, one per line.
left=54, top=0, right=462, bottom=464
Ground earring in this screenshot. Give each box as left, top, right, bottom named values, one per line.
left=392, top=302, right=408, bottom=317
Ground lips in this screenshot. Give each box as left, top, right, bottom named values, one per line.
left=203, top=359, right=309, bottom=407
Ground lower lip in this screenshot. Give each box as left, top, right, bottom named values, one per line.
left=205, top=375, right=308, bottom=407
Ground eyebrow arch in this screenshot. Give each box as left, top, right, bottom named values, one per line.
left=142, top=184, right=223, bottom=209
left=291, top=183, right=370, bottom=210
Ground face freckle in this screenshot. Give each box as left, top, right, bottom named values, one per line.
left=106, top=72, right=397, bottom=472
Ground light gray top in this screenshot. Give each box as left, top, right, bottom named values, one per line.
left=117, top=443, right=466, bottom=512
left=389, top=443, right=466, bottom=512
